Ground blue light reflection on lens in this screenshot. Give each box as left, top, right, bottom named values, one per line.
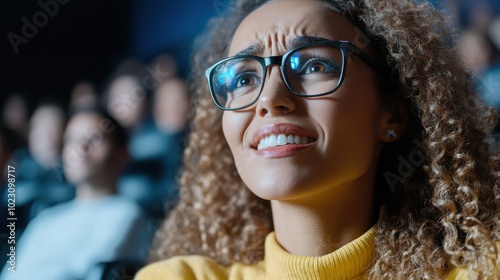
left=290, top=53, right=300, bottom=70
left=216, top=64, right=236, bottom=87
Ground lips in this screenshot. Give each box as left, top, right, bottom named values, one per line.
left=252, top=123, right=317, bottom=151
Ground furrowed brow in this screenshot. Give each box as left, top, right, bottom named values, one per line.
left=234, top=36, right=329, bottom=56
left=287, top=36, right=330, bottom=49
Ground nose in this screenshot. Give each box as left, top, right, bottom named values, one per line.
left=256, top=66, right=296, bottom=117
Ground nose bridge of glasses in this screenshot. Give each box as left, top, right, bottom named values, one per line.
left=263, top=56, right=283, bottom=68
left=257, top=56, right=297, bottom=114
left=258, top=54, right=296, bottom=107
left=262, top=55, right=288, bottom=84
left=260, top=55, right=290, bottom=92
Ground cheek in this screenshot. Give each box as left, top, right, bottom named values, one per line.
left=221, top=113, right=231, bottom=147
left=95, top=144, right=113, bottom=162
left=222, top=112, right=246, bottom=151
left=222, top=112, right=255, bottom=182
left=314, top=78, right=384, bottom=157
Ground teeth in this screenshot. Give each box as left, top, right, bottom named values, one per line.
left=277, top=134, right=287, bottom=145
left=257, top=134, right=314, bottom=150
left=269, top=135, right=277, bottom=147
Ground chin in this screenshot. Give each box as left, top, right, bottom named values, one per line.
left=64, top=169, right=91, bottom=185
left=243, top=177, right=308, bottom=201
left=241, top=169, right=351, bottom=202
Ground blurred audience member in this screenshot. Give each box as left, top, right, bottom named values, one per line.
left=103, top=58, right=172, bottom=218
left=121, top=77, right=189, bottom=217
left=457, top=29, right=493, bottom=75
left=29, top=102, right=65, bottom=170
left=7, top=100, right=73, bottom=232
left=149, top=54, right=177, bottom=84
left=69, top=81, right=99, bottom=113
left=153, top=77, right=189, bottom=134
left=107, top=74, right=147, bottom=130
left=104, top=59, right=148, bottom=132
left=153, top=78, right=189, bottom=197
left=0, top=107, right=151, bottom=280
left=1, top=93, right=31, bottom=142
left=467, top=0, right=496, bottom=31
left=0, top=125, right=23, bottom=179
left=0, top=125, right=24, bottom=269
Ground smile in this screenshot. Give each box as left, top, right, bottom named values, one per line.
left=257, top=134, right=315, bottom=150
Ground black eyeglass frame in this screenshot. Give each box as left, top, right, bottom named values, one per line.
left=205, top=39, right=382, bottom=111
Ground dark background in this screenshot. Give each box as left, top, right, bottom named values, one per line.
left=1, top=0, right=222, bottom=108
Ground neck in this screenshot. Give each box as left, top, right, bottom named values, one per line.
left=271, top=177, right=376, bottom=257
left=75, top=179, right=116, bottom=200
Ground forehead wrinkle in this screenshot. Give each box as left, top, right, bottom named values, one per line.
left=259, top=14, right=316, bottom=55
left=229, top=0, right=364, bottom=56
left=233, top=32, right=298, bottom=57
left=230, top=6, right=311, bottom=56
left=231, top=15, right=328, bottom=56
left=248, top=27, right=310, bottom=56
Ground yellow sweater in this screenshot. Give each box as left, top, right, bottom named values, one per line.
left=135, top=226, right=471, bottom=279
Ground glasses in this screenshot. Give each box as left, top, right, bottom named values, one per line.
left=205, top=39, right=381, bottom=111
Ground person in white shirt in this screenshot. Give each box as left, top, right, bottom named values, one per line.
left=1, top=107, right=151, bottom=280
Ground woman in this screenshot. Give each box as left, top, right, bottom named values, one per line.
left=137, top=0, right=500, bottom=279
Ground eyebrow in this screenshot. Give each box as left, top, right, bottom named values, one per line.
left=234, top=36, right=330, bottom=57
left=287, top=36, right=330, bottom=49
left=235, top=44, right=263, bottom=56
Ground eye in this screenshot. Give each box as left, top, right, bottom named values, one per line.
left=305, top=62, right=327, bottom=74
left=235, top=74, right=256, bottom=87
left=229, top=72, right=261, bottom=91
left=298, top=58, right=340, bottom=75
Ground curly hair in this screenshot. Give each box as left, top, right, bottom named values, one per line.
left=150, top=0, right=500, bottom=279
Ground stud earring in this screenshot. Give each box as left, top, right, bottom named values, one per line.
left=386, top=129, right=397, bottom=139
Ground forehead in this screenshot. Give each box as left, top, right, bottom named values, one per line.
left=65, top=114, right=101, bottom=135
left=32, top=106, right=63, bottom=121
left=110, top=76, right=139, bottom=95
left=229, top=0, right=361, bottom=56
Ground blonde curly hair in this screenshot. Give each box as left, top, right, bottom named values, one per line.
left=150, top=0, right=500, bottom=278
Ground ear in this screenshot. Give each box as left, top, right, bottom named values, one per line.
left=378, top=97, right=410, bottom=143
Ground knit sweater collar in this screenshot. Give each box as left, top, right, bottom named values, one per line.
left=264, top=225, right=377, bottom=279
